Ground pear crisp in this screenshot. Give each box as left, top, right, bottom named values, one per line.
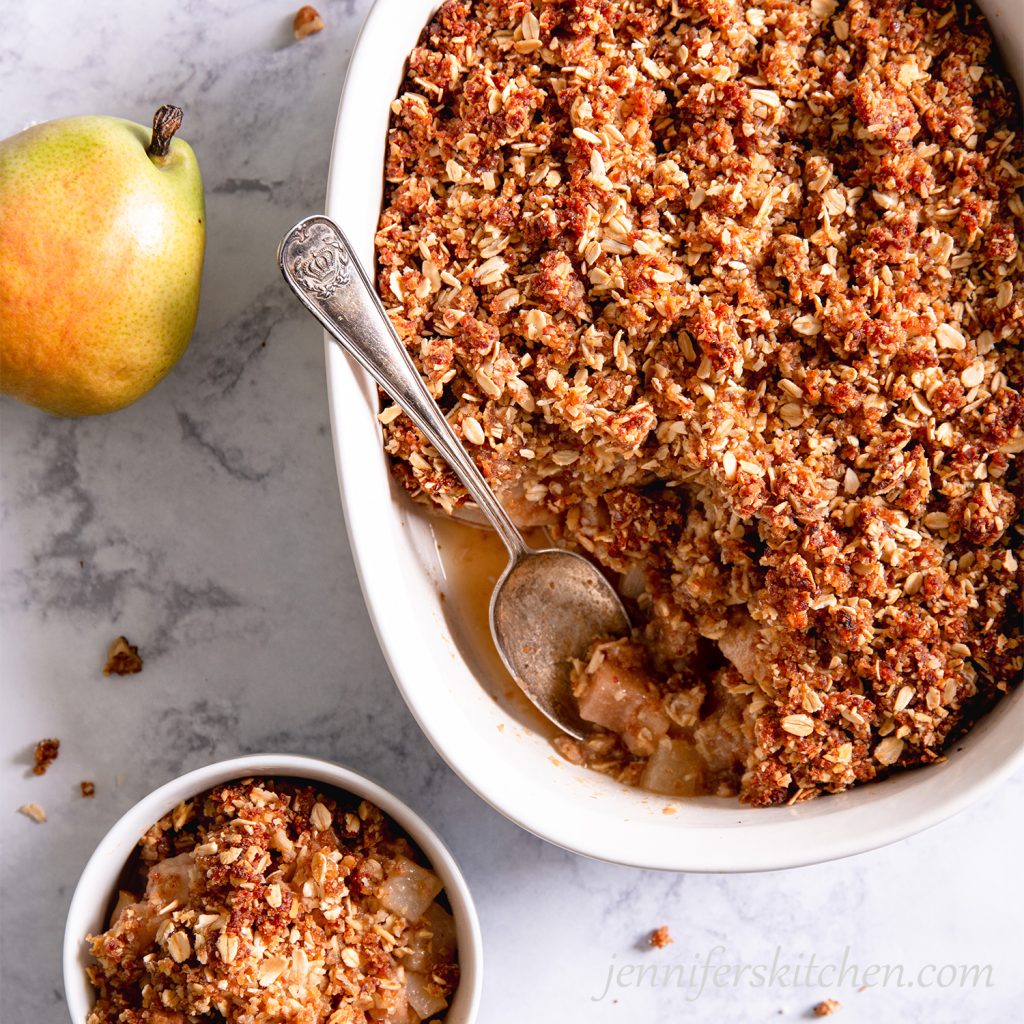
left=376, top=0, right=1023, bottom=806
left=103, top=636, right=143, bottom=677
left=85, top=779, right=459, bottom=1023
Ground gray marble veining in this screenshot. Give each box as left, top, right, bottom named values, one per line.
left=1, top=2, right=1021, bottom=1021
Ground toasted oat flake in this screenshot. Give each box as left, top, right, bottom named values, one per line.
left=166, top=931, right=191, bottom=964
left=961, top=362, right=986, bottom=388
left=309, top=801, right=332, bottom=831
left=874, top=736, right=905, bottom=766
left=462, top=415, right=486, bottom=445
left=791, top=314, right=822, bottom=336
left=18, top=803, right=46, bottom=823
left=781, top=714, right=815, bottom=738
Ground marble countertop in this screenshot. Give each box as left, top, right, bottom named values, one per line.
left=1, top=2, right=1021, bottom=1021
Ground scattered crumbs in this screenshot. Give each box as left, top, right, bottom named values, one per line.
left=497, top=723, right=505, bottom=732
left=32, top=737, right=60, bottom=775
left=81, top=781, right=96, bottom=798
left=293, top=4, right=324, bottom=39
left=649, top=925, right=673, bottom=949
left=18, top=803, right=46, bottom=823
left=103, top=636, right=143, bottom=677
left=661, top=804, right=678, bottom=816
left=814, top=998, right=841, bottom=1017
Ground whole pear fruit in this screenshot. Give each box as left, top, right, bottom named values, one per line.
left=0, top=106, right=204, bottom=416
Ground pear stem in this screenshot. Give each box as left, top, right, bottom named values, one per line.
left=147, top=105, right=183, bottom=160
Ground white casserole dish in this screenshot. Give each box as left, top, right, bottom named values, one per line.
left=63, top=755, right=483, bottom=1023
left=324, top=0, right=1024, bottom=871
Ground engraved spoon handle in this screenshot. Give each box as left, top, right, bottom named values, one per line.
left=279, top=216, right=529, bottom=559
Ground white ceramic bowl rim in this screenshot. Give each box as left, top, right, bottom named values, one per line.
left=62, top=754, right=483, bottom=1024
left=323, top=0, right=1024, bottom=872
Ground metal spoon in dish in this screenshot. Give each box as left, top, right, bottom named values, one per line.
left=278, top=216, right=629, bottom=738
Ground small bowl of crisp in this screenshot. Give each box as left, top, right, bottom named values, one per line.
left=62, top=754, right=482, bottom=1024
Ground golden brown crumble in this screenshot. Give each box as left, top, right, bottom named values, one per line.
left=85, top=778, right=459, bottom=1023
left=648, top=924, right=673, bottom=949
left=81, top=780, right=96, bottom=798
left=293, top=5, right=325, bottom=40
left=103, top=636, right=143, bottom=677
left=33, top=737, right=59, bottom=775
left=814, top=997, right=842, bottom=1016
left=376, top=0, right=1023, bottom=806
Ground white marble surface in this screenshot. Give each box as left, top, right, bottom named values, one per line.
left=1, top=1, right=1022, bottom=1021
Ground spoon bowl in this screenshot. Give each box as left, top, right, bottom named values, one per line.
left=279, top=215, right=630, bottom=738
left=491, top=548, right=629, bottom=738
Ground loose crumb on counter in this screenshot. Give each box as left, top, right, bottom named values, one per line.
left=32, top=738, right=59, bottom=776
left=293, top=4, right=325, bottom=39
left=103, top=636, right=143, bottom=677
left=18, top=803, right=47, bottom=823
left=80, top=781, right=96, bottom=798
left=649, top=925, right=673, bottom=949
left=814, top=998, right=842, bottom=1017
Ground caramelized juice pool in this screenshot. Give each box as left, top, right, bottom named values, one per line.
left=430, top=515, right=559, bottom=737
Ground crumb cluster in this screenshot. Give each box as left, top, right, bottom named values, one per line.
left=103, top=636, right=143, bottom=677
left=33, top=737, right=59, bottom=775
left=376, top=0, right=1023, bottom=804
left=86, top=779, right=459, bottom=1023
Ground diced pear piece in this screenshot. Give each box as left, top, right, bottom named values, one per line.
left=575, top=640, right=670, bottom=755
left=405, top=971, right=449, bottom=1019
left=379, top=856, right=443, bottom=921
left=642, top=737, right=705, bottom=797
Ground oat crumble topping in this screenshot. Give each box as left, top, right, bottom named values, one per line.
left=81, top=780, right=96, bottom=798
left=86, top=778, right=459, bottom=1023
left=376, top=0, right=1023, bottom=805
left=814, top=997, right=842, bottom=1016
left=649, top=924, right=673, bottom=948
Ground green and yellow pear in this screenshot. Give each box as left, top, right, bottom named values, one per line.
left=0, top=106, right=205, bottom=417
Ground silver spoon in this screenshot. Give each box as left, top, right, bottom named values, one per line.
left=278, top=216, right=629, bottom=738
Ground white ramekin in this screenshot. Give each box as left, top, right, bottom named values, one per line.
left=62, top=754, right=483, bottom=1023
left=322, top=0, right=1024, bottom=872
